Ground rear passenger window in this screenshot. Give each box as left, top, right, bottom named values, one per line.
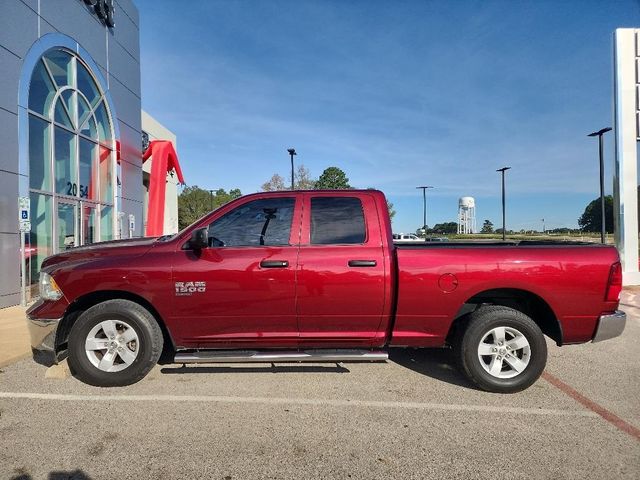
left=310, top=197, right=366, bottom=244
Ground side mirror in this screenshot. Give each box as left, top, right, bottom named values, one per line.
left=190, top=227, right=209, bottom=249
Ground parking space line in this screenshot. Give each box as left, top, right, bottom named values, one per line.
left=542, top=372, right=640, bottom=441
left=0, top=391, right=598, bottom=418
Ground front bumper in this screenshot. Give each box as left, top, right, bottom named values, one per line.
left=26, top=314, right=62, bottom=367
left=592, top=310, right=626, bottom=343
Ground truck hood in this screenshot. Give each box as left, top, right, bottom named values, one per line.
left=41, top=237, right=159, bottom=271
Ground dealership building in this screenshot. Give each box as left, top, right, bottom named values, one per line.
left=0, top=0, right=182, bottom=308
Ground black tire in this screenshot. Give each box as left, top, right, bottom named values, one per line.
left=454, top=306, right=547, bottom=393
left=67, top=299, right=163, bottom=387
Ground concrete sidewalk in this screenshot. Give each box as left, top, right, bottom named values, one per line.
left=0, top=288, right=639, bottom=368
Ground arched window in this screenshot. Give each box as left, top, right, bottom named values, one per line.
left=27, top=47, right=116, bottom=284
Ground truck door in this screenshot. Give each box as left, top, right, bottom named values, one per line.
left=296, top=193, right=387, bottom=347
left=172, top=196, right=301, bottom=348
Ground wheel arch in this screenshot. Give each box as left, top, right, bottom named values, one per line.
left=446, top=288, right=563, bottom=346
left=55, top=290, right=175, bottom=362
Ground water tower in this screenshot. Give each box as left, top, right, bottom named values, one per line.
left=457, top=197, right=476, bottom=234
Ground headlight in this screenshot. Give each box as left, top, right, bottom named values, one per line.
left=39, top=272, right=63, bottom=301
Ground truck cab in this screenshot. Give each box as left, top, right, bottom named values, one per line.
left=169, top=190, right=393, bottom=350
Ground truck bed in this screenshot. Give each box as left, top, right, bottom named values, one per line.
left=390, top=242, right=619, bottom=347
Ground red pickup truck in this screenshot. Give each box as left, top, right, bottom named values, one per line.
left=26, top=190, right=625, bottom=393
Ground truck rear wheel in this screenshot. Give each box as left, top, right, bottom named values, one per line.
left=67, top=299, right=163, bottom=387
left=454, top=306, right=547, bottom=393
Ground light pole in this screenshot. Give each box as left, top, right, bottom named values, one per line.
left=587, top=127, right=612, bottom=244
left=416, top=186, right=434, bottom=236
left=287, top=148, right=297, bottom=190
left=496, top=167, right=511, bottom=241
left=541, top=218, right=545, bottom=234
left=208, top=189, right=215, bottom=210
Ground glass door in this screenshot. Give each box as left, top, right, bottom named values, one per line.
left=81, top=202, right=97, bottom=246
left=56, top=200, right=78, bottom=252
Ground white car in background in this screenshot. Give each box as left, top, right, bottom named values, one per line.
left=393, top=233, right=423, bottom=242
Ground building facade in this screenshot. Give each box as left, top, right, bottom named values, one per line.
left=0, top=0, right=145, bottom=307
left=613, top=28, right=640, bottom=286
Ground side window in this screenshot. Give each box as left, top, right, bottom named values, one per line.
left=310, top=197, right=366, bottom=245
left=208, top=198, right=295, bottom=247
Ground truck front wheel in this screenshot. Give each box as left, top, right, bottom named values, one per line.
left=454, top=306, right=547, bottom=393
left=67, top=299, right=163, bottom=387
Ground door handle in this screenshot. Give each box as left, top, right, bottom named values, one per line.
left=348, top=260, right=377, bottom=267
left=260, top=260, right=289, bottom=268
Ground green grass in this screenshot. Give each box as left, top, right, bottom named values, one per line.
left=434, top=233, right=615, bottom=244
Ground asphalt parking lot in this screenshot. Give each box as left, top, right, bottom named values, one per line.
left=1, top=300, right=639, bottom=480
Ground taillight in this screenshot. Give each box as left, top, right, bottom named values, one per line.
left=605, top=262, right=622, bottom=302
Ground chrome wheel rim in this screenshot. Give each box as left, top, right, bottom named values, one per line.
left=85, top=320, right=139, bottom=372
left=477, top=326, right=531, bottom=379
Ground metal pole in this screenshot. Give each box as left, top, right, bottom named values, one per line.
left=501, top=171, right=506, bottom=241
left=416, top=186, right=433, bottom=236
left=599, top=134, right=606, bottom=244
left=496, top=167, right=510, bottom=241
left=208, top=190, right=214, bottom=211
left=290, top=154, right=294, bottom=190
left=287, top=148, right=296, bottom=190
left=422, top=188, right=426, bottom=233
left=587, top=128, right=611, bottom=244
left=20, top=232, right=26, bottom=306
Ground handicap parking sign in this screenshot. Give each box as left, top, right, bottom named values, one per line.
left=18, top=197, right=30, bottom=232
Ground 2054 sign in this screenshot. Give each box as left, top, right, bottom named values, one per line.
left=66, top=182, right=90, bottom=199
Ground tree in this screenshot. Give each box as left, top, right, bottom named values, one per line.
left=261, top=165, right=316, bottom=191
left=178, top=186, right=242, bottom=230
left=387, top=201, right=396, bottom=220
left=294, top=165, right=316, bottom=190
left=315, top=167, right=351, bottom=189
left=481, top=219, right=494, bottom=234
left=430, top=222, right=458, bottom=234
left=261, top=174, right=286, bottom=192
left=578, top=196, right=614, bottom=233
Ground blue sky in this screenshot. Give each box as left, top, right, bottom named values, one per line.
left=137, top=0, right=639, bottom=233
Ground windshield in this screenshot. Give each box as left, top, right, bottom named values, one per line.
left=162, top=197, right=240, bottom=243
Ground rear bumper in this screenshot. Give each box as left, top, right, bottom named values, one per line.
left=26, top=314, right=62, bottom=367
left=592, top=311, right=626, bottom=343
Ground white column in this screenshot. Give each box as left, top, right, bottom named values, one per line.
left=613, top=29, right=640, bottom=285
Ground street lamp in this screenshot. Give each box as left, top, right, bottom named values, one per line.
left=416, top=186, right=434, bottom=236
left=208, top=189, right=215, bottom=210
left=587, top=127, right=612, bottom=244
left=287, top=148, right=297, bottom=190
left=541, top=218, right=545, bottom=235
left=496, top=167, right=511, bottom=241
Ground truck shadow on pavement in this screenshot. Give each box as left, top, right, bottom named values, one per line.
left=158, top=349, right=476, bottom=390
left=12, top=470, right=91, bottom=480
left=389, top=348, right=477, bottom=390
left=160, top=364, right=351, bottom=375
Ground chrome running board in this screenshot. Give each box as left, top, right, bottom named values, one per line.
left=174, top=349, right=388, bottom=364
